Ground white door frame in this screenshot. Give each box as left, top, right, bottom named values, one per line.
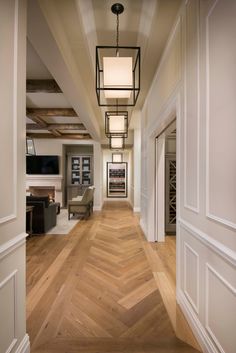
left=145, top=92, right=181, bottom=243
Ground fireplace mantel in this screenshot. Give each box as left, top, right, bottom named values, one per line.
left=26, top=175, right=63, bottom=203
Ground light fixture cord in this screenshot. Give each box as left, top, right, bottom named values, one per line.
left=116, top=13, right=119, bottom=56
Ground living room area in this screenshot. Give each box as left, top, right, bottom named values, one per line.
left=25, top=140, right=102, bottom=236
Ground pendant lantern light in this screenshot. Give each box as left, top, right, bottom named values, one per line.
left=105, top=110, right=128, bottom=138
left=96, top=3, right=140, bottom=107
left=110, top=136, right=125, bottom=150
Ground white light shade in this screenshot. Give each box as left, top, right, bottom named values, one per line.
left=109, top=115, right=125, bottom=133
left=104, top=90, right=131, bottom=99
left=110, top=137, right=123, bottom=149
left=103, top=57, right=132, bottom=98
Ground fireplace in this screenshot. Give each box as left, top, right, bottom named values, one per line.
left=29, top=186, right=55, bottom=201
left=26, top=175, right=63, bottom=204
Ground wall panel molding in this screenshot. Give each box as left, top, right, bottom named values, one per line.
left=0, top=232, right=27, bottom=261
left=205, top=0, right=236, bottom=230
left=0, top=270, right=18, bottom=353
left=177, top=289, right=219, bottom=353
left=205, top=263, right=236, bottom=353
left=183, top=0, right=200, bottom=213
left=0, top=0, right=19, bottom=224
left=15, top=334, right=30, bottom=353
left=184, top=242, right=200, bottom=313
left=179, top=219, right=236, bottom=268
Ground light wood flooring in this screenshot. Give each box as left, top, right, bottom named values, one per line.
left=26, top=201, right=201, bottom=353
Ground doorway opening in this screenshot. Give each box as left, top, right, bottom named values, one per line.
left=155, top=120, right=176, bottom=242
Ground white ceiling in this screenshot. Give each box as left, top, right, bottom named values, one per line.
left=27, top=0, right=182, bottom=140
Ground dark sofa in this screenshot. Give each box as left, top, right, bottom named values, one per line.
left=26, top=196, right=57, bottom=234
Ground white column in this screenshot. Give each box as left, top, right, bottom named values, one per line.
left=0, top=1, right=29, bottom=352
left=155, top=134, right=165, bottom=242
left=93, top=142, right=103, bottom=210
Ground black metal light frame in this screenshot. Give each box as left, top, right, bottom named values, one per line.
left=96, top=45, right=140, bottom=107
left=105, top=110, right=128, bottom=138
left=109, top=136, right=125, bottom=150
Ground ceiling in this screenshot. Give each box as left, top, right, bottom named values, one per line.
left=26, top=0, right=182, bottom=142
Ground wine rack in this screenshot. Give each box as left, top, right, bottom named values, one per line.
left=107, top=162, right=127, bottom=198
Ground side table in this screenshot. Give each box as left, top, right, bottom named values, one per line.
left=26, top=205, right=34, bottom=235
left=54, top=202, right=61, bottom=215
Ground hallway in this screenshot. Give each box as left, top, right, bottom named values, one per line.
left=26, top=202, right=199, bottom=353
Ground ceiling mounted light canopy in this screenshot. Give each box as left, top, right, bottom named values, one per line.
left=96, top=3, right=140, bottom=107
left=105, top=111, right=128, bottom=138
left=110, top=136, right=125, bottom=150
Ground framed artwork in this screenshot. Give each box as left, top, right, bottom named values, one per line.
left=107, top=162, right=127, bottom=198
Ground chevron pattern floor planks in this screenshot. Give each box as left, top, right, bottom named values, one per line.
left=26, top=201, right=200, bottom=353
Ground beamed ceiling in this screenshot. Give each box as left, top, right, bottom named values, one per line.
left=27, top=0, right=182, bottom=141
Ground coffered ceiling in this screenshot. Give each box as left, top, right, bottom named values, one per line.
left=27, top=0, right=182, bottom=141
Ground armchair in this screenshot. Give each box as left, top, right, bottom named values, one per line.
left=68, top=186, right=95, bottom=220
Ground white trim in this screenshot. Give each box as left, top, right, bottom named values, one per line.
left=26, top=174, right=63, bottom=180
left=178, top=289, right=219, bottom=353
left=0, top=0, right=19, bottom=224
left=0, top=270, right=18, bottom=353
left=6, top=339, right=18, bottom=353
left=93, top=205, right=102, bottom=211
left=183, top=0, right=200, bottom=214
left=179, top=218, right=236, bottom=268
left=205, top=0, right=236, bottom=230
left=0, top=233, right=27, bottom=261
left=184, top=242, right=200, bottom=314
left=205, top=263, right=236, bottom=353
left=15, top=334, right=30, bottom=353
left=133, top=207, right=140, bottom=213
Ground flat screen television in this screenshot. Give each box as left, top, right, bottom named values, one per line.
left=26, top=155, right=59, bottom=175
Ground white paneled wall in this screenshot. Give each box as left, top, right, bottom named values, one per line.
left=140, top=1, right=236, bottom=352
left=0, top=1, right=29, bottom=353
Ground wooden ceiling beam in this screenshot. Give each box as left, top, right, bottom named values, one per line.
left=47, top=124, right=85, bottom=131
left=26, top=108, right=77, bottom=117
left=26, top=79, right=62, bottom=93
left=50, top=130, right=62, bottom=137
left=27, top=123, right=86, bottom=132
left=26, top=133, right=91, bottom=140
left=28, top=115, right=48, bottom=128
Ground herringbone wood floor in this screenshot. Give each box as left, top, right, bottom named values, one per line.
left=26, top=202, right=200, bottom=353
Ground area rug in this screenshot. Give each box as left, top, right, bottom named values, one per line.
left=47, top=209, right=80, bottom=235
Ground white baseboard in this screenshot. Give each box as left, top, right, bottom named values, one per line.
left=140, top=218, right=147, bottom=238
left=15, top=334, right=30, bottom=353
left=133, top=207, right=140, bottom=213
left=94, top=205, right=102, bottom=211
left=177, top=289, right=218, bottom=353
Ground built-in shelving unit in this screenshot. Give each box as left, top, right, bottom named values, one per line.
left=107, top=162, right=127, bottom=198
left=67, top=154, right=93, bottom=200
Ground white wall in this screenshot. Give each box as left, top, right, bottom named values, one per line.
left=140, top=1, right=236, bottom=353
left=132, top=128, right=141, bottom=212
left=0, top=1, right=29, bottom=353
left=33, top=139, right=103, bottom=210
